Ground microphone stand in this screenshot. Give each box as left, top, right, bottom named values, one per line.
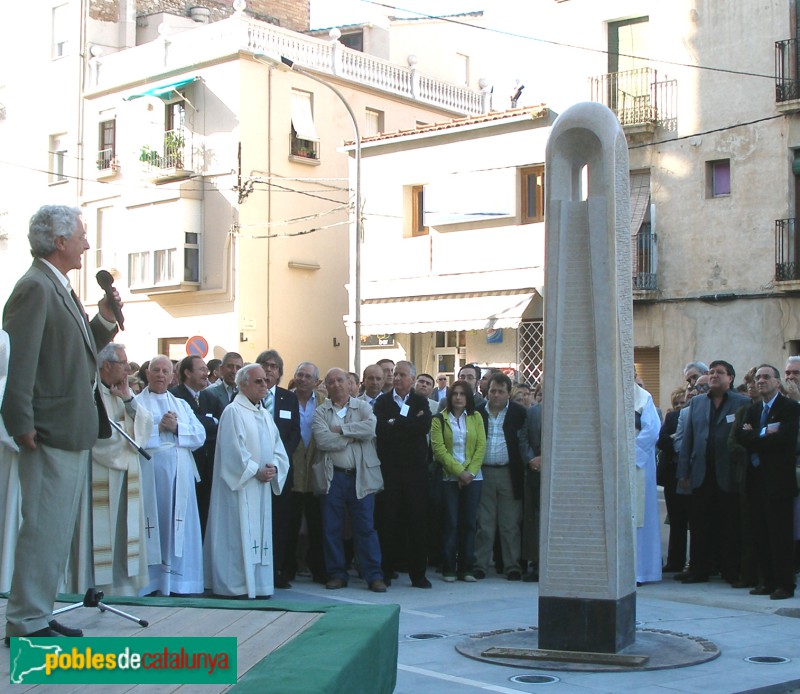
left=54, top=417, right=153, bottom=628
left=109, top=419, right=151, bottom=460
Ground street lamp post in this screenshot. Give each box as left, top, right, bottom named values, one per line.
left=280, top=57, right=363, bottom=377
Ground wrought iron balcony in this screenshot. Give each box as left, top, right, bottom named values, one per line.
left=775, top=38, right=800, bottom=104
left=633, top=227, right=657, bottom=291
left=139, top=129, right=193, bottom=181
left=589, top=68, right=676, bottom=133
left=775, top=217, right=800, bottom=281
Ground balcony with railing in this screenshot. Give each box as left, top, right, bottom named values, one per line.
left=86, top=13, right=487, bottom=117
left=139, top=129, right=194, bottom=182
left=633, top=226, right=658, bottom=295
left=775, top=218, right=800, bottom=288
left=96, top=147, right=120, bottom=179
left=775, top=38, right=800, bottom=111
left=589, top=68, right=677, bottom=136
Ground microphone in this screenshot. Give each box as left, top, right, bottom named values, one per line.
left=95, top=270, right=125, bottom=330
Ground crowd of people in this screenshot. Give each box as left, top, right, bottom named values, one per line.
left=657, top=359, right=800, bottom=600
left=2, top=205, right=798, bottom=643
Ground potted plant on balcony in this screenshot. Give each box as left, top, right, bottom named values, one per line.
left=163, top=132, right=185, bottom=169
left=139, top=145, right=162, bottom=168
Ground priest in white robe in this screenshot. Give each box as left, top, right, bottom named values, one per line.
left=205, top=363, right=289, bottom=598
left=136, top=355, right=205, bottom=596
left=91, top=343, right=154, bottom=595
left=634, top=382, right=662, bottom=584
left=0, top=330, right=20, bottom=593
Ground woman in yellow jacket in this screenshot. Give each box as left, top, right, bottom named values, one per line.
left=431, top=380, right=487, bottom=582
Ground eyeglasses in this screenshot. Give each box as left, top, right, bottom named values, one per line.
left=253, top=378, right=268, bottom=385
left=437, top=377, right=447, bottom=382
left=786, top=369, right=800, bottom=376
left=691, top=384, right=710, bottom=393
left=260, top=362, right=280, bottom=371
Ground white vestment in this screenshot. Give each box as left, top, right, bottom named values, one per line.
left=634, top=385, right=662, bottom=584
left=0, top=330, right=20, bottom=593
left=90, top=385, right=154, bottom=595
left=204, top=394, right=288, bottom=598
left=136, top=388, right=205, bottom=596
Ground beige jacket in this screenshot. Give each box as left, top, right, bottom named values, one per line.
left=311, top=396, right=383, bottom=499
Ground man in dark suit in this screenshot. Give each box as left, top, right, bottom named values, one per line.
left=519, top=401, right=542, bottom=582
left=2, top=205, right=118, bottom=640
left=256, top=349, right=301, bottom=589
left=676, top=360, right=750, bottom=584
left=374, top=360, right=433, bottom=588
left=169, top=355, right=216, bottom=537
left=474, top=372, right=527, bottom=580
left=735, top=364, right=800, bottom=599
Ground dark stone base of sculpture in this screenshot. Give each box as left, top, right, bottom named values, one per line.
left=538, top=592, right=635, bottom=653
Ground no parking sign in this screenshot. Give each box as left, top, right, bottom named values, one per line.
left=186, top=335, right=209, bottom=358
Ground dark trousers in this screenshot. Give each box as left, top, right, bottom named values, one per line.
left=689, top=468, right=740, bottom=580
left=284, top=491, right=325, bottom=582
left=663, top=483, right=689, bottom=569
left=441, top=479, right=482, bottom=574
left=195, top=451, right=213, bottom=539
left=321, top=471, right=382, bottom=583
left=271, top=466, right=294, bottom=581
left=378, top=465, right=429, bottom=581
left=747, top=467, right=796, bottom=591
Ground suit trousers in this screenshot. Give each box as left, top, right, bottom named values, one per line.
left=521, top=468, right=541, bottom=566
left=747, top=467, right=796, bottom=591
left=6, top=444, right=89, bottom=636
left=474, top=466, right=522, bottom=575
left=271, top=466, right=294, bottom=582
left=284, top=490, right=325, bottom=581
left=689, top=466, right=740, bottom=580
left=378, top=465, right=429, bottom=581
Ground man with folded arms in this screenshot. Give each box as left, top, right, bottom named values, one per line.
left=313, top=368, right=386, bottom=593
left=735, top=364, right=800, bottom=600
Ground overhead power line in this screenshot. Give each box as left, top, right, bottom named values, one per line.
left=361, top=0, right=777, bottom=81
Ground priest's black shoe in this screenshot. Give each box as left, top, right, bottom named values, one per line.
left=5, top=626, right=60, bottom=647
left=49, top=620, right=83, bottom=637
left=411, top=577, right=432, bottom=589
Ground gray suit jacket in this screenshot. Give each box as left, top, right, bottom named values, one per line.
left=2, top=259, right=116, bottom=450
left=676, top=390, right=750, bottom=494
left=204, top=380, right=233, bottom=413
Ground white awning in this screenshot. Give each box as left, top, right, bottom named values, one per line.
left=630, top=171, right=651, bottom=235
left=354, top=292, right=537, bottom=335
left=291, top=90, right=319, bottom=142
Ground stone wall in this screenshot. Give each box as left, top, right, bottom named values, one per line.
left=125, top=0, right=309, bottom=31
left=90, top=0, right=120, bottom=22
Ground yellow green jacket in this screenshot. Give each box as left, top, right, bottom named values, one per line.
left=431, top=411, right=486, bottom=478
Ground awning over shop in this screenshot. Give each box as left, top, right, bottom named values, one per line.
left=356, top=291, right=537, bottom=335
left=125, top=77, right=199, bottom=101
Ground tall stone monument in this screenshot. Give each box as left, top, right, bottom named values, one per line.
left=538, top=102, right=635, bottom=653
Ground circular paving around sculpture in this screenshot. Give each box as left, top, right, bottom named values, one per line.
left=455, top=627, right=720, bottom=672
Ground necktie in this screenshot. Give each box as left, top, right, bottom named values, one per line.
left=69, top=287, right=91, bottom=342
left=194, top=392, right=200, bottom=407
left=752, top=404, right=771, bottom=468
left=263, top=390, right=274, bottom=415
